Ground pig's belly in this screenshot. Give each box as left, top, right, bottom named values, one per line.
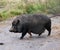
left=31, top=25, right=45, bottom=34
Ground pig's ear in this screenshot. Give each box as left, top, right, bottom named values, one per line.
left=17, top=20, right=20, bottom=24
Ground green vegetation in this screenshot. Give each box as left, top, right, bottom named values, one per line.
left=0, top=0, right=60, bottom=21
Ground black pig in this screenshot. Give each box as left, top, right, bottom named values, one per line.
left=9, top=14, right=51, bottom=39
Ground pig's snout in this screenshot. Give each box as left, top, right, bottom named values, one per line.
left=9, top=27, right=15, bottom=32
left=9, top=27, right=18, bottom=33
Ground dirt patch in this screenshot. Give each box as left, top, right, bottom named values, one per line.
left=52, top=24, right=60, bottom=34
left=52, top=24, right=60, bottom=30
left=51, top=24, right=60, bottom=39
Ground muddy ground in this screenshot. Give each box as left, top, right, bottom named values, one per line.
left=0, top=15, right=60, bottom=50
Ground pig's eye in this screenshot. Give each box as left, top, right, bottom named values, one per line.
left=12, top=23, right=15, bottom=26
left=12, top=23, right=17, bottom=28
left=12, top=22, right=16, bottom=26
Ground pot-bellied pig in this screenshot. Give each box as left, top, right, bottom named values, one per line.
left=9, top=14, right=51, bottom=39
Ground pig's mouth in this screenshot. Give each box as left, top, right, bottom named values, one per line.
left=9, top=27, right=19, bottom=33
left=9, top=30, right=18, bottom=33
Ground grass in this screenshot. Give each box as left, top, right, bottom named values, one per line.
left=0, top=0, right=60, bottom=21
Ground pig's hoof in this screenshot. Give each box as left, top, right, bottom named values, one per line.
left=29, top=36, right=32, bottom=38
left=20, top=37, right=23, bottom=40
left=48, top=34, right=50, bottom=36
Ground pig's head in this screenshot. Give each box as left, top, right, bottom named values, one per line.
left=9, top=19, right=22, bottom=33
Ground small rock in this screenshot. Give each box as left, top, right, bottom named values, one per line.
left=0, top=43, right=4, bottom=45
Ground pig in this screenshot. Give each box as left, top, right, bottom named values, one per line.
left=9, top=14, right=51, bottom=39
